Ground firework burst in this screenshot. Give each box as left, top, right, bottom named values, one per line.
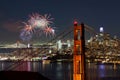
left=44, top=26, right=55, bottom=36
left=20, top=22, right=34, bottom=41
left=20, top=13, right=55, bottom=42
left=20, top=30, right=33, bottom=42
left=22, top=22, right=35, bottom=34
left=28, top=13, right=53, bottom=29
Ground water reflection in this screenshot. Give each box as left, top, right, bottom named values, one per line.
left=98, top=64, right=105, bottom=77
left=86, top=63, right=120, bottom=80
left=0, top=62, right=120, bottom=80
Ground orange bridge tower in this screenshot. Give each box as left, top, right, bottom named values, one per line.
left=73, top=21, right=86, bottom=80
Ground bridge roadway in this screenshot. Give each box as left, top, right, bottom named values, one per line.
left=0, top=47, right=56, bottom=61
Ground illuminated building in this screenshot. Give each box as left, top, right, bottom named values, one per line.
left=56, top=40, right=62, bottom=50
left=67, top=40, right=71, bottom=48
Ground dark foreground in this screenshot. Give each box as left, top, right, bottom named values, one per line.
left=0, top=71, right=50, bottom=80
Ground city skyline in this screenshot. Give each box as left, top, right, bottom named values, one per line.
left=0, top=0, right=120, bottom=42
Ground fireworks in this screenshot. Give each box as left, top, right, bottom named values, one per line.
left=22, top=22, right=35, bottom=34
left=28, top=13, right=53, bottom=29
left=20, top=13, right=55, bottom=42
left=44, top=26, right=55, bottom=36
left=20, top=30, right=33, bottom=42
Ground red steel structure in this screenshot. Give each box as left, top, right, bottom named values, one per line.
left=73, top=21, right=86, bottom=80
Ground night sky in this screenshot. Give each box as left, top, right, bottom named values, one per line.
left=0, top=0, right=120, bottom=43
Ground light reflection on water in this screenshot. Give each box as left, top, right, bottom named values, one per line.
left=0, top=61, right=120, bottom=80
